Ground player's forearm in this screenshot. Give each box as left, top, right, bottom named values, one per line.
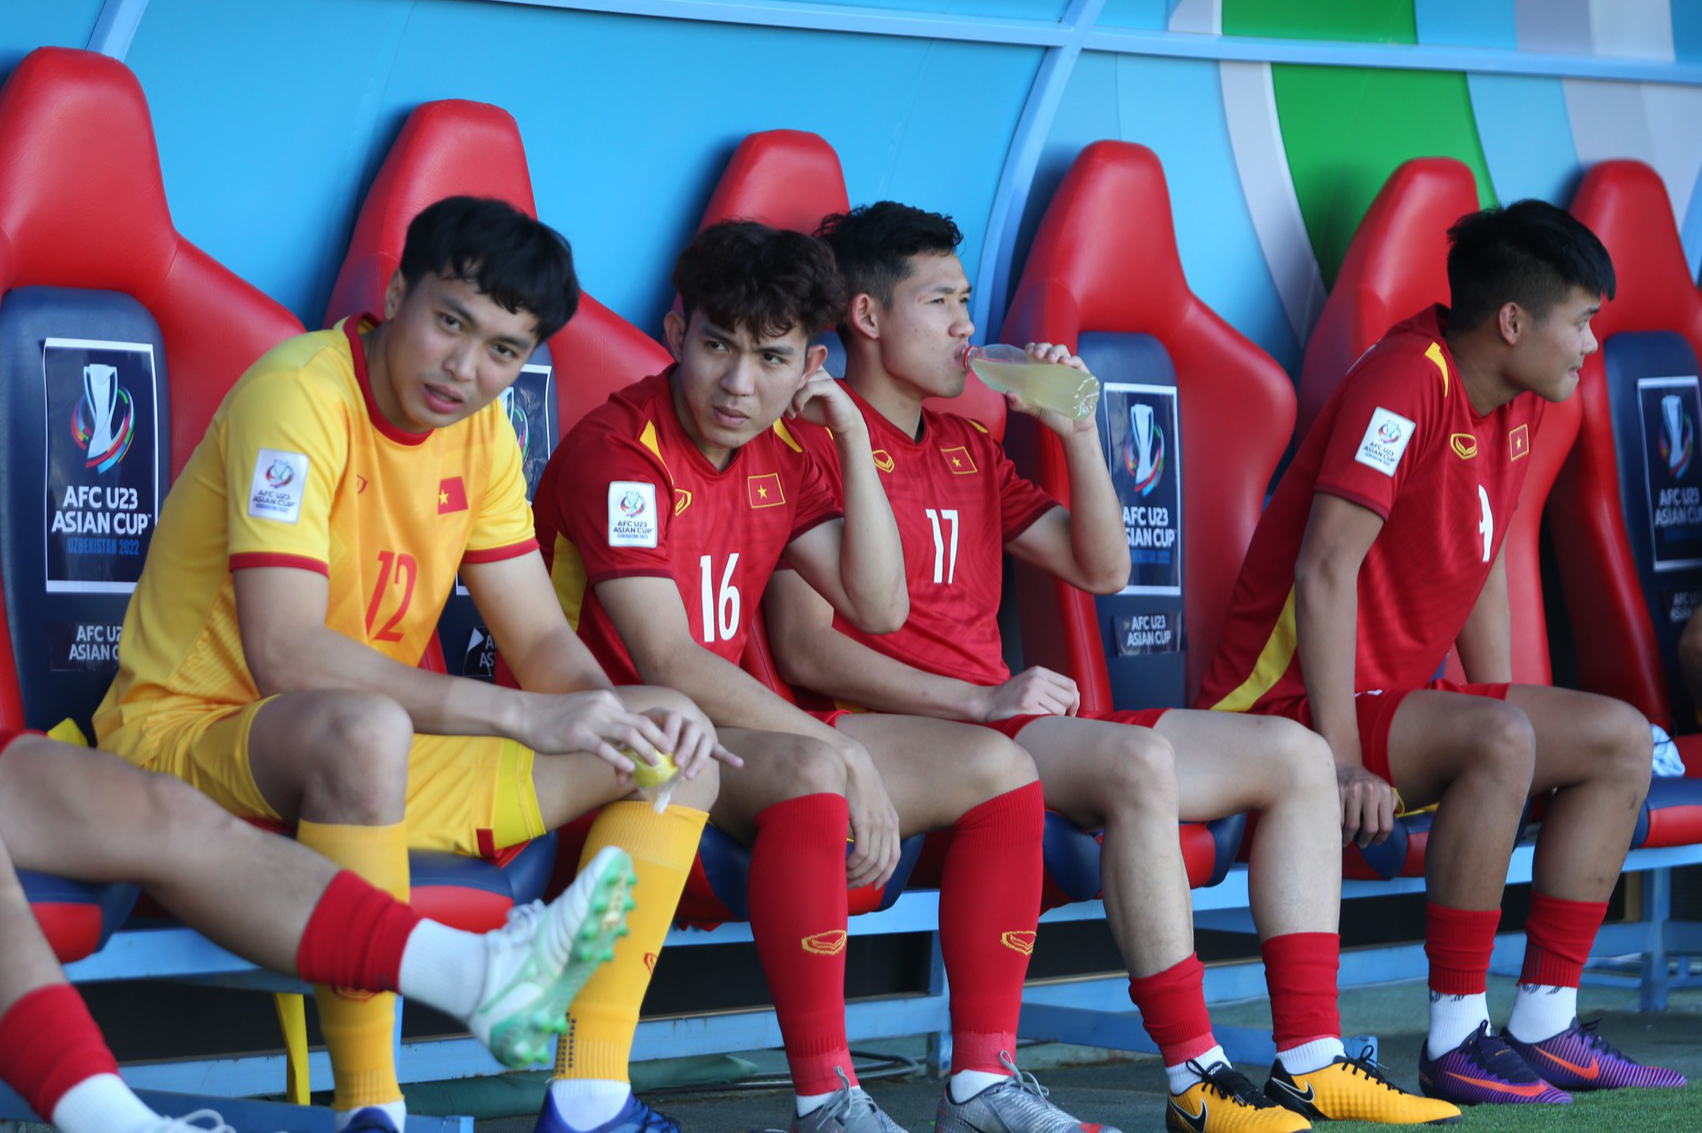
left=634, top=640, right=843, bottom=742
left=833, top=428, right=909, bottom=633
left=1060, top=428, right=1132, bottom=594
left=1294, top=561, right=1364, bottom=765
left=248, top=624, right=523, bottom=738
left=774, top=625, right=984, bottom=721
left=501, top=622, right=618, bottom=696
left=1454, top=558, right=1512, bottom=684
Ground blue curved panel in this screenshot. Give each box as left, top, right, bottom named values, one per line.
left=1678, top=3, right=1702, bottom=64
left=1026, top=51, right=1300, bottom=374
left=0, top=0, right=106, bottom=77
left=1414, top=0, right=1518, bottom=49
left=1467, top=73, right=1582, bottom=206
left=125, top=0, right=1039, bottom=338
left=1097, top=0, right=1174, bottom=30
left=808, top=0, right=1069, bottom=16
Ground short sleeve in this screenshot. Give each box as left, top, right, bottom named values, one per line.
left=553, top=428, right=677, bottom=584
left=225, top=372, right=348, bottom=576
left=788, top=442, right=844, bottom=542
left=991, top=438, right=1058, bottom=540
left=1314, top=355, right=1444, bottom=520
left=464, top=415, right=538, bottom=564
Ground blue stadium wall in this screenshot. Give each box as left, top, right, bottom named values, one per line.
left=6, top=0, right=1702, bottom=384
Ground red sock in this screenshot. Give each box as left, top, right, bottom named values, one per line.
left=295, top=870, right=422, bottom=992
left=1425, top=902, right=1500, bottom=995
left=1128, top=954, right=1217, bottom=1066
left=1262, top=932, right=1340, bottom=1050
left=0, top=984, right=118, bottom=1119
left=747, top=794, right=854, bottom=1094
left=1520, top=892, right=1608, bottom=987
left=938, top=781, right=1043, bottom=1074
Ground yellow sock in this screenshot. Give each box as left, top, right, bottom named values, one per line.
left=296, top=819, right=409, bottom=1112
left=555, top=802, right=707, bottom=1081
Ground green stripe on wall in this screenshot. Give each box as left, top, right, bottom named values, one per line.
left=1224, top=0, right=1496, bottom=287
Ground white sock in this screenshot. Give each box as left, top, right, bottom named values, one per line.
left=50, top=1073, right=158, bottom=1133
left=333, top=1100, right=406, bottom=1131
left=795, top=1089, right=836, bottom=1116
left=397, top=918, right=487, bottom=1020
left=949, top=1068, right=1009, bottom=1102
left=550, top=1079, right=631, bottom=1128
left=1505, top=983, right=1578, bottom=1043
left=1276, top=1036, right=1346, bottom=1074
left=1426, top=990, right=1490, bottom=1059
left=1166, top=1044, right=1227, bottom=1095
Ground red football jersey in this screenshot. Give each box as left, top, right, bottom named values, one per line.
left=1200, top=306, right=1545, bottom=711
left=537, top=371, right=842, bottom=685
left=790, top=387, right=1058, bottom=687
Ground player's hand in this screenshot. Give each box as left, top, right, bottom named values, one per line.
left=841, top=742, right=902, bottom=890
left=637, top=706, right=742, bottom=780
left=519, top=690, right=677, bottom=778
left=787, top=366, right=865, bottom=434
left=975, top=666, right=1080, bottom=721
left=1337, top=763, right=1397, bottom=848
left=1003, top=342, right=1097, bottom=439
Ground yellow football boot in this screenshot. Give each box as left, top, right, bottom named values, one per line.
left=1166, top=1062, right=1311, bottom=1133
left=1265, top=1052, right=1462, bottom=1125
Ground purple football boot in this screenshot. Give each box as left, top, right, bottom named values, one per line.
left=1503, top=1018, right=1687, bottom=1091
left=1417, top=1022, right=1571, bottom=1106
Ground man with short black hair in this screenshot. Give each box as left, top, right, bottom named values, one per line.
left=97, top=196, right=735, bottom=1132
left=1203, top=199, right=1684, bottom=1103
left=538, top=220, right=1108, bottom=1133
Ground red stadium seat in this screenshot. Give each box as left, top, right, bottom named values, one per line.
left=326, top=98, right=669, bottom=681
left=1297, top=157, right=1575, bottom=692
left=1551, top=161, right=1702, bottom=738
left=1546, top=160, right=1702, bottom=847
left=0, top=48, right=303, bottom=959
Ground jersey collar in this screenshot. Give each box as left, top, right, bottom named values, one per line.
left=344, top=315, right=433, bottom=447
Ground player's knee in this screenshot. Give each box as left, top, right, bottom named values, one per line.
left=1595, top=697, right=1654, bottom=790
left=1267, top=717, right=1336, bottom=791
left=301, top=692, right=413, bottom=818
left=1104, top=728, right=1178, bottom=813
left=671, top=754, right=721, bottom=809
left=1470, top=705, right=1537, bottom=790
left=959, top=733, right=1038, bottom=799
left=630, top=684, right=713, bottom=733
left=772, top=736, right=848, bottom=798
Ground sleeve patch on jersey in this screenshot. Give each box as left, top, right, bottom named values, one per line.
left=607, top=481, right=659, bottom=547
left=247, top=449, right=310, bottom=523
left=1354, top=408, right=1417, bottom=477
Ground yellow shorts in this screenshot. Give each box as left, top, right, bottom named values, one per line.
left=101, top=698, right=546, bottom=858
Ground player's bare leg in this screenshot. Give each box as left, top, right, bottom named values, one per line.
left=1679, top=609, right=1702, bottom=713
left=1015, top=717, right=1191, bottom=975
left=835, top=714, right=1037, bottom=832
left=0, top=739, right=633, bottom=1129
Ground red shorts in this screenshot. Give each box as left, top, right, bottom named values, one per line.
left=1254, top=678, right=1511, bottom=785
left=983, top=707, right=1170, bottom=742
left=809, top=707, right=1168, bottom=742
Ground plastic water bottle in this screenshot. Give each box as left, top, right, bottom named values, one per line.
left=1651, top=722, right=1685, bottom=778
left=959, top=343, right=1101, bottom=421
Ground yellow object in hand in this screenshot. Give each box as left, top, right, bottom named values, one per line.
left=629, top=750, right=679, bottom=789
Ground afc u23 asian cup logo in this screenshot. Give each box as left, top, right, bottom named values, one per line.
left=72, top=363, right=136, bottom=473
left=1660, top=393, right=1694, bottom=480
left=618, top=488, right=648, bottom=519
left=1123, top=402, right=1165, bottom=497
left=501, top=386, right=530, bottom=459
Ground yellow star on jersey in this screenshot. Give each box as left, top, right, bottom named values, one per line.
left=758, top=485, right=769, bottom=498
left=438, top=489, right=449, bottom=505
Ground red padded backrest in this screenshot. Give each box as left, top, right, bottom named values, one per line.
left=323, top=98, right=668, bottom=437
left=1298, top=159, right=1473, bottom=439
left=1551, top=161, right=1702, bottom=723
left=1297, top=156, right=1573, bottom=687
left=0, top=48, right=303, bottom=477
left=1003, top=141, right=1295, bottom=706
left=698, top=130, right=1006, bottom=432
left=0, top=48, right=302, bottom=728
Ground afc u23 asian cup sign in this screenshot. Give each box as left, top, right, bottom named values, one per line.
left=1103, top=383, right=1182, bottom=596
left=1638, top=375, right=1702, bottom=572
left=42, top=338, right=161, bottom=592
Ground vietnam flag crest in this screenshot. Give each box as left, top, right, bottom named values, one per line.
left=438, top=476, right=469, bottom=514
left=747, top=472, right=785, bottom=509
